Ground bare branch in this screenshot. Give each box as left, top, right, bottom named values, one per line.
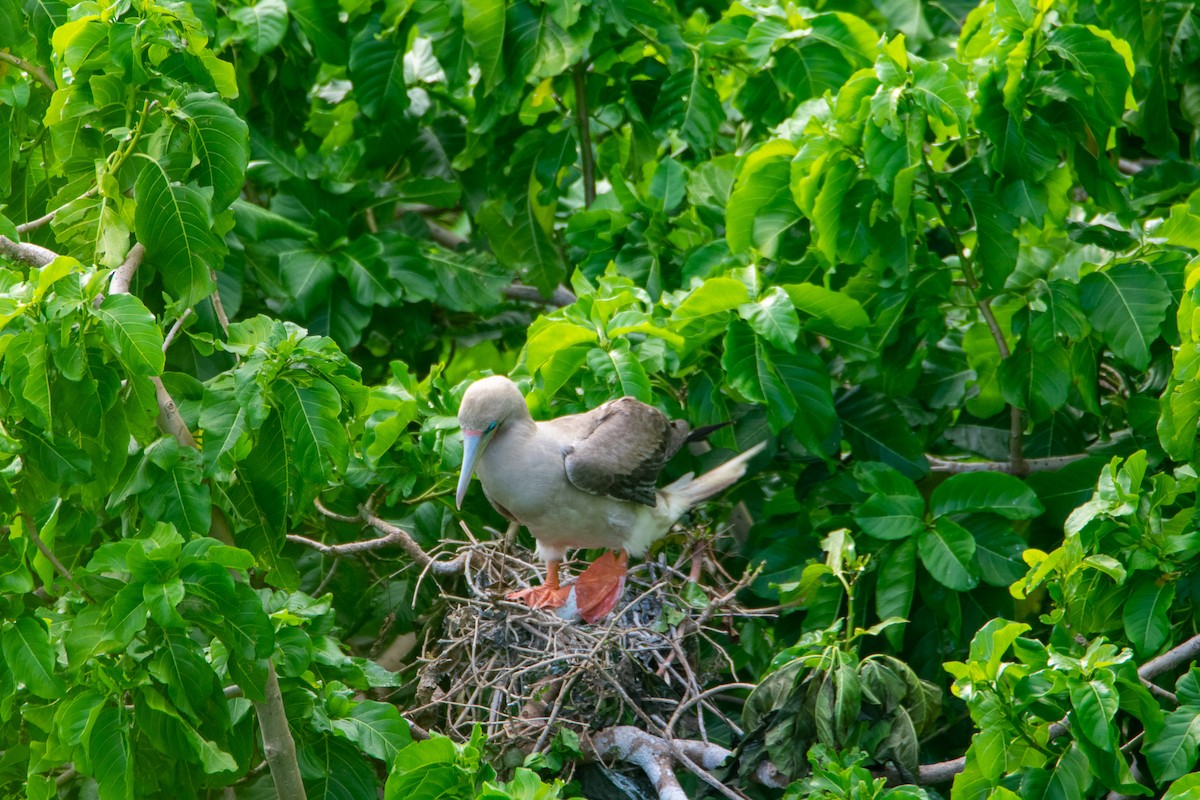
left=1140, top=632, right=1200, bottom=681
left=163, top=309, right=193, bottom=352
left=108, top=243, right=145, bottom=296
left=209, top=270, right=230, bottom=334
left=17, top=513, right=86, bottom=597
left=589, top=727, right=734, bottom=800
left=427, top=220, right=467, bottom=249
left=926, top=454, right=1089, bottom=474
left=17, top=188, right=99, bottom=234
left=0, top=235, right=56, bottom=267
left=359, top=505, right=470, bottom=574
left=502, top=283, right=577, bottom=307
left=151, top=376, right=197, bottom=448
left=253, top=666, right=306, bottom=799
left=0, top=49, right=55, bottom=90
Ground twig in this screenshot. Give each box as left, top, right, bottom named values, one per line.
left=162, top=309, right=192, bottom=352
left=427, top=220, right=466, bottom=249
left=209, top=271, right=230, bottom=334
left=309, top=502, right=470, bottom=574
left=572, top=64, right=595, bottom=207
left=1140, top=631, right=1200, bottom=680
left=925, top=454, right=1088, bottom=474
left=17, top=513, right=86, bottom=597
left=0, top=50, right=55, bottom=90
left=17, top=188, right=100, bottom=234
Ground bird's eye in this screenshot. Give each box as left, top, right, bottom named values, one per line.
left=486, top=421, right=498, bottom=433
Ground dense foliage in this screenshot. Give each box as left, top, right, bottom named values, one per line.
left=2, top=0, right=1200, bottom=797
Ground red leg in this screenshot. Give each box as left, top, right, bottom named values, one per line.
left=574, top=551, right=628, bottom=624
left=507, top=560, right=571, bottom=609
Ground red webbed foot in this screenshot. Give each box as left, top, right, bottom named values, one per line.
left=574, top=550, right=628, bottom=624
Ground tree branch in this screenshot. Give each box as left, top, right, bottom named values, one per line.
left=0, top=235, right=56, bottom=267
left=502, top=283, right=577, bottom=307
left=163, top=309, right=192, bottom=352
left=926, top=454, right=1088, bottom=474
left=252, top=666, right=306, bottom=800
left=308, top=499, right=470, bottom=573
left=209, top=270, right=230, bottom=334
left=108, top=243, right=145, bottom=296
left=0, top=50, right=55, bottom=90
left=572, top=64, right=595, bottom=207
left=17, top=513, right=86, bottom=597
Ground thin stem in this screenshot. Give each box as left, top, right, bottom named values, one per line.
left=162, top=308, right=192, bottom=351
left=19, top=512, right=87, bottom=597
left=0, top=50, right=54, bottom=90
left=209, top=271, right=230, bottom=334
left=573, top=64, right=595, bottom=207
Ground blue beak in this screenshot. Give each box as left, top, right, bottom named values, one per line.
left=456, top=430, right=484, bottom=509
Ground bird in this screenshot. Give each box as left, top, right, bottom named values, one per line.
left=455, top=375, right=767, bottom=623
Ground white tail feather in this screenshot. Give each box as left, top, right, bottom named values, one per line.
left=658, top=440, right=767, bottom=521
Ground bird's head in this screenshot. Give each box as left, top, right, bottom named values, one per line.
left=456, top=376, right=529, bottom=508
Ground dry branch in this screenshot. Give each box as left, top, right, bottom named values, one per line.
left=305, top=499, right=470, bottom=573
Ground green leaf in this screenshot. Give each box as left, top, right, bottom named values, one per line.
left=739, top=286, right=800, bottom=352
left=647, top=156, right=689, bottom=215
left=349, top=21, right=408, bottom=120
left=91, top=294, right=165, bottom=377
left=1146, top=706, right=1200, bottom=783
left=918, top=518, right=978, bottom=591
left=837, top=389, right=928, bottom=479
left=133, top=156, right=219, bottom=306
left=84, top=705, right=132, bottom=800
left=1046, top=25, right=1133, bottom=126
left=1124, top=577, right=1175, bottom=656
left=856, top=492, right=924, bottom=540
left=1020, top=742, right=1093, bottom=800
left=302, top=734, right=381, bottom=800
left=463, top=0, right=505, bottom=92
left=275, top=377, right=347, bottom=483
left=331, top=700, right=413, bottom=769
left=726, top=140, right=802, bottom=257
left=722, top=321, right=797, bottom=433
left=230, top=0, right=289, bottom=55
left=931, top=473, right=1044, bottom=520
left=1069, top=678, right=1119, bottom=749
left=2, top=615, right=65, bottom=699
left=652, top=61, right=723, bottom=153
left=671, top=277, right=751, bottom=324
left=911, top=61, right=970, bottom=133
left=998, top=343, right=1070, bottom=422
left=875, top=539, right=917, bottom=648
left=1079, top=263, right=1171, bottom=370
left=179, top=92, right=250, bottom=209
left=783, top=283, right=870, bottom=330
left=289, top=0, right=348, bottom=64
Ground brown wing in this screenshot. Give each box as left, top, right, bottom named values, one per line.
left=557, top=397, right=689, bottom=507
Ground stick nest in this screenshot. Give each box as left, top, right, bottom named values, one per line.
left=411, top=535, right=758, bottom=754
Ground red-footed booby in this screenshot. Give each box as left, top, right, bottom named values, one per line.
left=456, top=375, right=766, bottom=623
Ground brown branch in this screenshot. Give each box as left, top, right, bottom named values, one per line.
left=308, top=500, right=470, bottom=573
left=0, top=235, right=56, bottom=267
left=16, top=514, right=86, bottom=597
left=1140, top=632, right=1200, bottom=680
left=502, top=283, right=577, bottom=307
left=925, top=454, right=1088, bottom=474
left=0, top=50, right=55, bottom=90
left=572, top=64, right=595, bottom=207
left=427, top=220, right=466, bottom=249
left=108, top=243, right=145, bottom=296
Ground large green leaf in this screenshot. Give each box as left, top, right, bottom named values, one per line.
left=133, top=157, right=219, bottom=306
left=652, top=60, right=723, bottom=153
left=739, top=286, right=800, bottom=353
left=230, top=0, right=289, bottom=55
left=726, top=141, right=802, bottom=257
left=463, top=0, right=505, bottom=91
left=1079, top=263, right=1171, bottom=370
left=1146, top=706, right=1200, bottom=783
left=1046, top=25, right=1133, bottom=127
left=179, top=92, right=250, bottom=209
left=331, top=700, right=413, bottom=770
left=930, top=472, right=1044, bottom=520
left=84, top=705, right=132, bottom=800
left=91, top=294, right=165, bottom=377
left=349, top=21, right=408, bottom=120
left=917, top=517, right=978, bottom=591
left=2, top=615, right=65, bottom=699
left=1124, top=576, right=1175, bottom=656
left=875, top=539, right=917, bottom=649
left=274, top=377, right=347, bottom=483
left=837, top=389, right=928, bottom=479
left=288, top=0, right=348, bottom=64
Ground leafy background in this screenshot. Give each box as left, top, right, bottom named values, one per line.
left=3, top=0, right=1200, bottom=797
